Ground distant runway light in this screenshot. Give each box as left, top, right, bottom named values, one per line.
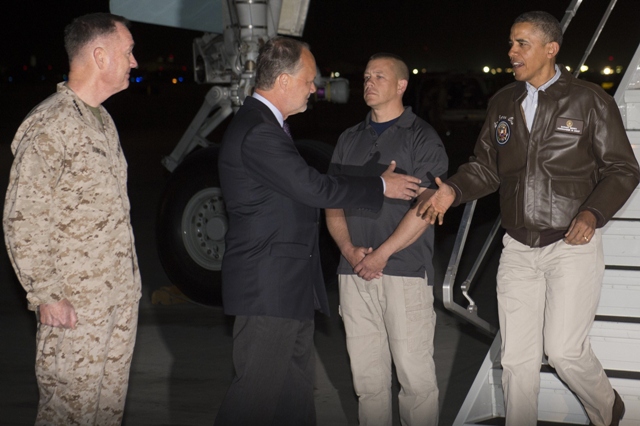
left=580, top=65, right=589, bottom=73
left=412, top=69, right=419, bottom=75
left=483, top=66, right=490, bottom=73
left=172, top=78, right=178, bottom=84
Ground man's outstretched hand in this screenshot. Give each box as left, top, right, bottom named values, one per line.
left=381, top=161, right=421, bottom=201
left=416, top=177, right=456, bottom=225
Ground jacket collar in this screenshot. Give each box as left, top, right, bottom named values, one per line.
left=512, top=64, right=573, bottom=103
left=244, top=96, right=282, bottom=127
left=57, top=82, right=108, bottom=132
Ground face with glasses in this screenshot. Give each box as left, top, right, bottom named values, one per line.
left=282, top=48, right=317, bottom=118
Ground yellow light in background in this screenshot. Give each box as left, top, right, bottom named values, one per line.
left=483, top=66, right=490, bottom=73
left=335, top=72, right=341, bottom=78
left=496, top=68, right=503, bottom=73
left=601, top=82, right=614, bottom=90
left=580, top=65, right=589, bottom=73
left=421, top=68, right=427, bottom=74
left=615, top=66, right=623, bottom=74
left=602, top=67, right=613, bottom=75
left=491, top=68, right=497, bottom=75
left=172, top=78, right=178, bottom=84
left=565, top=65, right=572, bottom=72
left=412, top=69, right=419, bottom=75
left=506, top=67, right=513, bottom=73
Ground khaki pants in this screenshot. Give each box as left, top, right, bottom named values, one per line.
left=35, top=302, right=139, bottom=426
left=339, top=274, right=438, bottom=426
left=497, top=231, right=614, bottom=426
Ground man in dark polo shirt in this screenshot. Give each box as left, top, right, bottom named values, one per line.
left=326, top=52, right=448, bottom=426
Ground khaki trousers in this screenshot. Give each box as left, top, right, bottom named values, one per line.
left=339, top=274, right=438, bottom=426
left=35, top=302, right=139, bottom=426
left=497, top=231, right=614, bottom=426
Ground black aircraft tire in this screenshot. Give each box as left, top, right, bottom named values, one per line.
left=157, top=147, right=225, bottom=306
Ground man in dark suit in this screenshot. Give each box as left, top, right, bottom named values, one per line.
left=215, top=37, right=421, bottom=425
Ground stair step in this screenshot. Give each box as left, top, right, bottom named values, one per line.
left=597, top=269, right=640, bottom=317
left=482, top=369, right=640, bottom=425
left=602, top=220, right=640, bottom=267
left=589, top=320, right=640, bottom=372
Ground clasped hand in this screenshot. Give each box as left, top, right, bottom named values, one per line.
left=344, top=245, right=387, bottom=281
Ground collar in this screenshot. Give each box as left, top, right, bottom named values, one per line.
left=525, top=64, right=561, bottom=94
left=360, top=106, right=416, bottom=131
left=57, top=82, right=107, bottom=131
left=513, top=64, right=572, bottom=103
left=252, top=92, right=284, bottom=126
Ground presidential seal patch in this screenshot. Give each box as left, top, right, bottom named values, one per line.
left=495, top=119, right=511, bottom=145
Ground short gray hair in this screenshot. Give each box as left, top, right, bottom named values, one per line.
left=255, top=37, right=310, bottom=90
left=64, top=13, right=131, bottom=62
left=514, top=11, right=563, bottom=47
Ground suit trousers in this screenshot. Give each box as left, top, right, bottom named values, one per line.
left=497, top=231, right=615, bottom=426
left=35, top=302, right=139, bottom=426
left=214, top=315, right=316, bottom=426
left=339, top=274, right=439, bottom=426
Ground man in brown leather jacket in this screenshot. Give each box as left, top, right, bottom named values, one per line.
left=418, top=11, right=639, bottom=426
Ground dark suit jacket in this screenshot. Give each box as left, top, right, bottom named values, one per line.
left=219, top=96, right=383, bottom=320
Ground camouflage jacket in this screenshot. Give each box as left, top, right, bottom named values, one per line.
left=3, top=83, right=142, bottom=311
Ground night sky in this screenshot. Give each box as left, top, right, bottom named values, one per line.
left=1, top=0, right=639, bottom=78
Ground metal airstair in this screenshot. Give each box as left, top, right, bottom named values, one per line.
left=447, top=1, right=640, bottom=424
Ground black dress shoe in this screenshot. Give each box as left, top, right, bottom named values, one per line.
left=610, top=389, right=625, bottom=426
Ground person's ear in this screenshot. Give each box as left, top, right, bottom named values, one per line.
left=277, top=73, right=290, bottom=91
left=93, top=47, right=107, bottom=70
left=547, top=41, right=560, bottom=59
left=397, top=79, right=408, bottom=94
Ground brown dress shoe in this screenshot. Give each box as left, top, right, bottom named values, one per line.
left=589, top=390, right=625, bottom=426
left=610, top=389, right=625, bottom=426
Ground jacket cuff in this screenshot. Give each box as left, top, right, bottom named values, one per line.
left=27, top=284, right=64, bottom=311
left=582, top=207, right=606, bottom=228
left=445, top=180, right=464, bottom=207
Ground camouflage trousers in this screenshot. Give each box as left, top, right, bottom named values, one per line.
left=34, top=302, right=139, bottom=426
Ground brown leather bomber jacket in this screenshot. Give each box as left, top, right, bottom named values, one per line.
left=447, top=66, right=640, bottom=247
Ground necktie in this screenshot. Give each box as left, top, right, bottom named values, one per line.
left=282, top=121, right=292, bottom=139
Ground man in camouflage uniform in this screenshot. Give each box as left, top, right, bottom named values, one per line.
left=3, top=13, right=141, bottom=425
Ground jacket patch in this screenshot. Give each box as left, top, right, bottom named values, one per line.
left=555, top=117, right=583, bottom=134
left=495, top=119, right=511, bottom=145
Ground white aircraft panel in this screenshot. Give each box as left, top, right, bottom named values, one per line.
left=110, top=0, right=224, bottom=33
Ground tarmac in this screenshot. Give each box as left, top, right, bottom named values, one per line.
left=0, top=81, right=499, bottom=425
